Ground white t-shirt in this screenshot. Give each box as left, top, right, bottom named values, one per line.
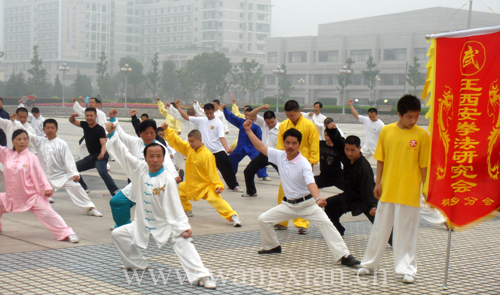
left=358, top=115, right=385, bottom=151
left=189, top=116, right=225, bottom=153
left=255, top=115, right=280, bottom=148
left=267, top=148, right=315, bottom=200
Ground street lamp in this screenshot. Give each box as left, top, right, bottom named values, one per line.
left=58, top=63, right=70, bottom=107
left=272, top=65, right=284, bottom=113
left=339, top=65, right=352, bottom=115
left=121, top=63, right=132, bottom=109
left=297, top=78, right=305, bottom=103
left=371, top=74, right=381, bottom=103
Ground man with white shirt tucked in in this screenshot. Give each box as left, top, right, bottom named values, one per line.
left=243, top=120, right=360, bottom=266
left=347, top=99, right=384, bottom=161
left=302, top=102, right=327, bottom=140
left=193, top=100, right=229, bottom=134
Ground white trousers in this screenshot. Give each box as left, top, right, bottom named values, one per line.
left=111, top=224, right=211, bottom=284
left=420, top=194, right=446, bottom=224
left=173, top=153, right=185, bottom=171
left=361, top=147, right=375, bottom=162
left=59, top=179, right=95, bottom=212
left=258, top=198, right=349, bottom=262
left=361, top=201, right=420, bottom=276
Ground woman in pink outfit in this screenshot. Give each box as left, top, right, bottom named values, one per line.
left=0, top=129, right=79, bottom=243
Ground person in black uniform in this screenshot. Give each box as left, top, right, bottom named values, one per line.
left=315, top=118, right=344, bottom=191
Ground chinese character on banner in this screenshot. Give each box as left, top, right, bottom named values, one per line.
left=422, top=28, right=500, bottom=229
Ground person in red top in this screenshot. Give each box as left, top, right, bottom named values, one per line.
left=27, top=94, right=35, bottom=108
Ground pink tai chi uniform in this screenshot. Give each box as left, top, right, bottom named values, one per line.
left=0, top=146, right=75, bottom=240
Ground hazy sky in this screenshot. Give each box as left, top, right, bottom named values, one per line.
left=271, top=0, right=500, bottom=37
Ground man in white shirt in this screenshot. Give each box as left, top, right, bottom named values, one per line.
left=243, top=120, right=360, bottom=266
left=18, top=100, right=45, bottom=137
left=242, top=104, right=280, bottom=197
left=105, top=125, right=217, bottom=290
left=174, top=102, right=243, bottom=192
left=193, top=100, right=229, bottom=134
left=348, top=99, right=384, bottom=160
left=303, top=102, right=327, bottom=140
left=165, top=101, right=198, bottom=140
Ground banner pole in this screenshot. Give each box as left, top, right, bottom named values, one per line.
left=443, top=224, right=453, bottom=289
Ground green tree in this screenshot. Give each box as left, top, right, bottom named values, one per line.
left=337, top=58, right=355, bottom=97
left=406, top=56, right=426, bottom=95
left=361, top=56, right=380, bottom=103
left=278, top=64, right=293, bottom=102
left=146, top=52, right=161, bottom=99
left=185, top=52, right=232, bottom=101
left=229, top=65, right=243, bottom=101
left=96, top=51, right=109, bottom=98
left=160, top=60, right=180, bottom=100
left=118, top=57, right=144, bottom=99
left=53, top=75, right=63, bottom=98
left=176, top=67, right=196, bottom=102
left=71, top=70, right=93, bottom=97
left=238, top=58, right=265, bottom=104
left=5, top=72, right=28, bottom=97
left=27, top=45, right=48, bottom=97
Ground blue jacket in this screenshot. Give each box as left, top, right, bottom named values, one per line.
left=0, top=108, right=9, bottom=146
left=222, top=107, right=262, bottom=154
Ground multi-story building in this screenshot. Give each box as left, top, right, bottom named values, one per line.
left=1, top=0, right=271, bottom=88
left=263, top=7, right=500, bottom=105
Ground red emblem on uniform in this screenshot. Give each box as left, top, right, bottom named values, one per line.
left=409, top=140, right=417, bottom=147
left=210, top=125, right=214, bottom=130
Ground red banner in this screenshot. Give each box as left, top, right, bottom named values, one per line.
left=426, top=31, right=500, bottom=228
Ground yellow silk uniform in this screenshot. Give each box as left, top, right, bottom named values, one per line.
left=229, top=104, right=245, bottom=150
left=165, top=128, right=238, bottom=222
left=275, top=114, right=320, bottom=228
left=158, top=101, right=182, bottom=134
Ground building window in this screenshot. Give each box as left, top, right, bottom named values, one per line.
left=384, top=48, right=407, bottom=61
left=350, top=50, right=371, bottom=62
left=268, top=52, right=277, bottom=63
left=414, top=48, right=427, bottom=61
left=267, top=75, right=276, bottom=85
left=315, top=74, right=336, bottom=85
left=318, top=50, right=338, bottom=62
left=288, top=51, right=307, bottom=63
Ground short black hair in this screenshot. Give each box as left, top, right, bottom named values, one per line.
left=12, top=129, right=28, bottom=150
left=16, top=107, right=29, bottom=114
left=156, top=127, right=164, bottom=133
left=188, top=129, right=202, bottom=139
left=212, top=99, right=221, bottom=105
left=323, top=117, right=334, bottom=126
left=283, top=128, right=302, bottom=144
left=0, top=97, right=3, bottom=102
left=368, top=108, right=378, bottom=114
left=345, top=135, right=361, bottom=148
left=244, top=107, right=254, bottom=113
left=243, top=105, right=251, bottom=109
left=203, top=103, right=215, bottom=111
left=139, top=119, right=157, bottom=134
left=284, top=100, right=300, bottom=112
left=31, top=107, right=40, bottom=114
left=141, top=113, right=149, bottom=119
left=89, top=97, right=98, bottom=103
left=397, top=94, right=421, bottom=115
left=85, top=107, right=97, bottom=115
left=314, top=102, right=323, bottom=109
left=143, top=142, right=165, bottom=157
left=263, top=111, right=276, bottom=120
left=43, top=118, right=58, bottom=129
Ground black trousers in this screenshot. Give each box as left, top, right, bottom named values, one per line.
left=314, top=174, right=345, bottom=191
left=76, top=153, right=119, bottom=196
left=243, top=153, right=278, bottom=195
left=213, top=151, right=239, bottom=190
left=324, top=193, right=393, bottom=245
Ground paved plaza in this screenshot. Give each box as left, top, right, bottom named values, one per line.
left=0, top=108, right=498, bottom=294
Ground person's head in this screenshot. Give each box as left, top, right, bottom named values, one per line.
left=243, top=107, right=254, bottom=120
left=187, top=108, right=196, bottom=116
left=84, top=108, right=97, bottom=124
left=344, top=135, right=362, bottom=163
left=156, top=127, right=165, bottom=139
left=0, top=97, right=3, bottom=109
left=139, top=119, right=158, bottom=145
left=284, top=100, right=302, bottom=123
left=324, top=130, right=333, bottom=146
left=16, top=107, right=29, bottom=124
left=141, top=113, right=149, bottom=122
left=397, top=95, right=421, bottom=129
left=43, top=119, right=58, bottom=139
left=212, top=99, right=221, bottom=109
left=31, top=107, right=40, bottom=118
left=96, top=99, right=102, bottom=109
left=263, top=111, right=277, bottom=129
left=143, top=143, right=165, bottom=173
left=203, top=103, right=215, bottom=120
left=12, top=129, right=29, bottom=152
left=243, top=105, right=251, bottom=112
left=283, top=128, right=302, bottom=157
left=313, top=102, right=323, bottom=115
left=187, top=130, right=204, bottom=151
left=323, top=117, right=334, bottom=129
left=367, top=108, right=378, bottom=122
left=88, top=97, right=97, bottom=108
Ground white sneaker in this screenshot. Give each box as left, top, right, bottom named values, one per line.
left=107, top=164, right=111, bottom=171
left=88, top=208, right=103, bottom=217
left=262, top=177, right=271, bottom=181
left=232, top=186, right=244, bottom=193
left=67, top=234, right=79, bottom=243
left=185, top=211, right=194, bottom=217
left=241, top=192, right=257, bottom=197
left=198, top=276, right=216, bottom=289
left=48, top=197, right=55, bottom=203
left=231, top=214, right=242, bottom=227
left=85, top=188, right=90, bottom=193
left=357, top=268, right=370, bottom=275
left=402, top=274, right=415, bottom=284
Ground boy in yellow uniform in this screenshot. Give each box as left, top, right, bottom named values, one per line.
left=157, top=97, right=182, bottom=134
left=162, top=123, right=242, bottom=227
left=275, top=100, right=320, bottom=234
left=357, top=95, right=430, bottom=284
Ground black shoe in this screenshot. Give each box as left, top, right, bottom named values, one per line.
left=178, top=169, right=184, bottom=182
left=258, top=245, right=281, bottom=254
left=341, top=254, right=360, bottom=266
left=298, top=227, right=307, bottom=235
